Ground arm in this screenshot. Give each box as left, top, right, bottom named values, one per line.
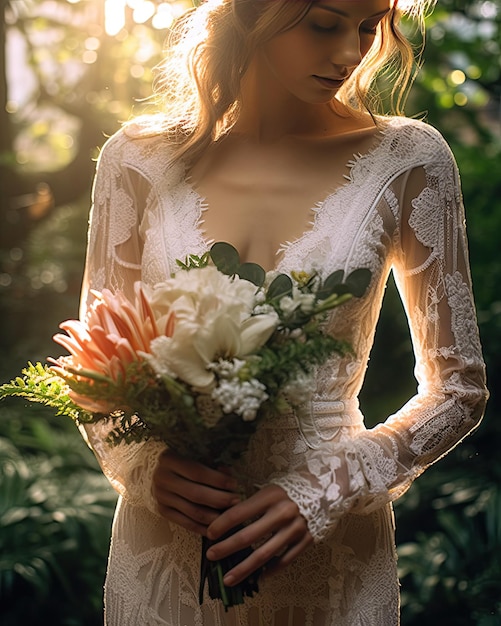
left=267, top=135, right=488, bottom=542
left=81, top=129, right=297, bottom=535
left=193, top=133, right=488, bottom=583
left=78, top=132, right=166, bottom=512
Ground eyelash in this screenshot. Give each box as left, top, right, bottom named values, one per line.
left=310, top=21, right=381, bottom=36
left=311, top=24, right=338, bottom=33
left=361, top=24, right=379, bottom=35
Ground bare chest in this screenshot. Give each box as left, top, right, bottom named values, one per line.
left=189, top=132, right=378, bottom=269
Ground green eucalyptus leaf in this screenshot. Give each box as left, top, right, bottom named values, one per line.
left=344, top=268, right=372, bottom=297
left=316, top=270, right=345, bottom=300
left=237, top=263, right=266, bottom=287
left=266, top=274, right=293, bottom=300
left=209, top=242, right=240, bottom=275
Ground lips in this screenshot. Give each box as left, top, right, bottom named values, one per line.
left=313, top=75, right=346, bottom=90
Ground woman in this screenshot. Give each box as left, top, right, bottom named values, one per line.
left=79, top=0, right=488, bottom=623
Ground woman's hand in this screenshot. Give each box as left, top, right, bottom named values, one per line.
left=205, top=484, right=313, bottom=586
left=152, top=450, right=241, bottom=536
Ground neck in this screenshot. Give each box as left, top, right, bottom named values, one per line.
left=233, top=54, right=341, bottom=142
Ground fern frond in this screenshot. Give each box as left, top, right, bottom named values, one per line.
left=0, top=362, right=84, bottom=422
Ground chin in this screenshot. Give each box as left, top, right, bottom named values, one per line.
left=294, top=86, right=340, bottom=105
left=303, top=93, right=338, bottom=105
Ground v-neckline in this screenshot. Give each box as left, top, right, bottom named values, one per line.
left=181, top=118, right=391, bottom=271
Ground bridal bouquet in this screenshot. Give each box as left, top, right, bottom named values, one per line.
left=0, top=242, right=371, bottom=609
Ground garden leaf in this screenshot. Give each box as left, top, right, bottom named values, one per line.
left=210, top=242, right=240, bottom=275
left=345, top=268, right=372, bottom=297
left=266, top=274, right=293, bottom=300
left=316, top=270, right=345, bottom=300
left=237, top=263, right=266, bottom=287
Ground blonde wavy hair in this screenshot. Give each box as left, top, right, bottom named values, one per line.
left=140, top=0, right=435, bottom=165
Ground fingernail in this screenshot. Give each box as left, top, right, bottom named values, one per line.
left=223, top=574, right=235, bottom=586
left=206, top=548, right=215, bottom=560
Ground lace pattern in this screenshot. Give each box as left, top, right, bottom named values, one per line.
left=79, top=116, right=488, bottom=625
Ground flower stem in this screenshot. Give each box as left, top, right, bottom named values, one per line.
left=215, top=560, right=230, bottom=609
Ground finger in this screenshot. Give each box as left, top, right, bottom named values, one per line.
left=157, top=452, right=239, bottom=492
left=206, top=501, right=305, bottom=563
left=263, top=532, right=314, bottom=577
left=207, top=492, right=298, bottom=542
left=156, top=488, right=221, bottom=529
left=206, top=511, right=273, bottom=559
left=155, top=469, right=241, bottom=511
left=221, top=521, right=311, bottom=586
left=158, top=503, right=209, bottom=536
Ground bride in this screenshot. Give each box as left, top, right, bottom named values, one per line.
left=78, top=0, right=488, bottom=623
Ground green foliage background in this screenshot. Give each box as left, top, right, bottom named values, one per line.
left=0, top=0, right=500, bottom=623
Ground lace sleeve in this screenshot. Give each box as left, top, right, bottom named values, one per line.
left=78, top=131, right=165, bottom=513
left=271, top=133, right=488, bottom=542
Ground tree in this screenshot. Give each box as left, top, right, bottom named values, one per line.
left=0, top=0, right=185, bottom=248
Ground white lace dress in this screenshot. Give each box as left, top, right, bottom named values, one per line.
left=79, top=116, right=488, bottom=626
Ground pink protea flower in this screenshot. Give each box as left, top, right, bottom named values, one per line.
left=50, top=282, right=175, bottom=384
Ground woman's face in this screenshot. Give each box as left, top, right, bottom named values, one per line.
left=258, top=0, right=392, bottom=104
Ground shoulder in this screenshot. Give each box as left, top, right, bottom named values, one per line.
left=96, top=119, right=183, bottom=183
left=380, top=116, right=456, bottom=166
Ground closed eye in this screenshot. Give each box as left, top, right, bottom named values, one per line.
left=360, top=12, right=389, bottom=35
left=311, top=23, right=339, bottom=33
left=360, top=24, right=379, bottom=35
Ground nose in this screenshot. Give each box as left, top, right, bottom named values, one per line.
left=330, top=27, right=363, bottom=70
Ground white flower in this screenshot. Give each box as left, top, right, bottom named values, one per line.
left=240, top=312, right=279, bottom=355
left=145, top=336, right=177, bottom=379
left=282, top=370, right=316, bottom=406
left=254, top=290, right=266, bottom=305
left=279, top=296, right=298, bottom=315
left=295, top=293, right=316, bottom=314
left=212, top=377, right=269, bottom=422
left=279, top=289, right=317, bottom=317
left=208, top=358, right=245, bottom=379
left=253, top=303, right=276, bottom=316
left=263, top=270, right=281, bottom=288
left=144, top=267, right=279, bottom=391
